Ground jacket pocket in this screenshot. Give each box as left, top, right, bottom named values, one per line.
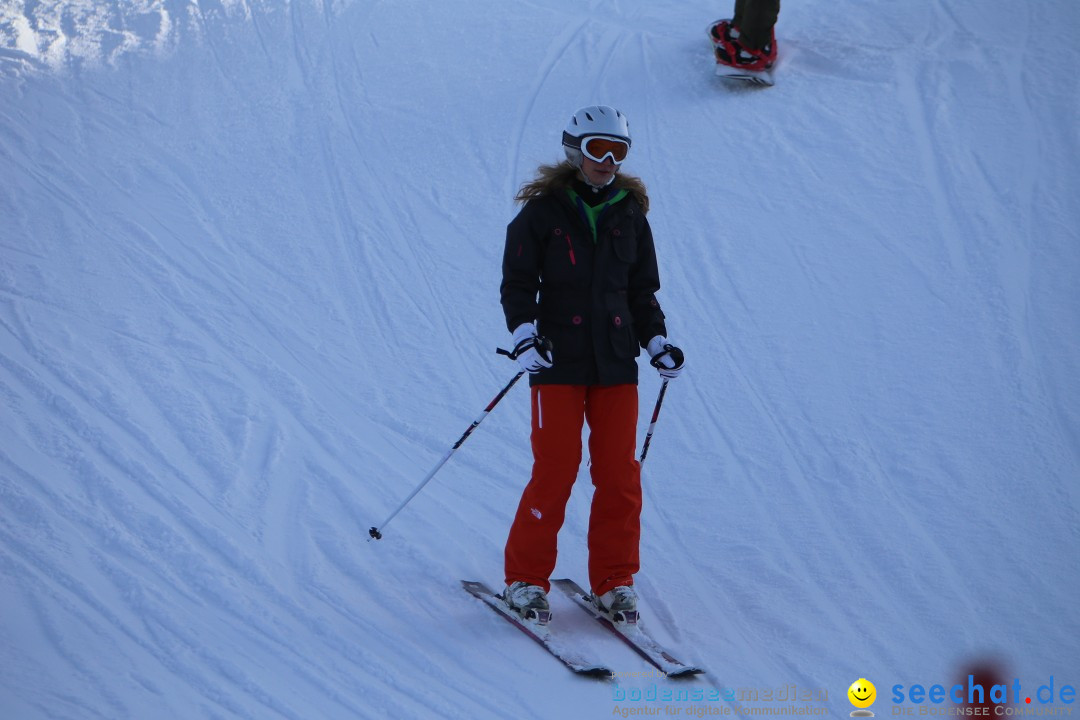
left=611, top=227, right=637, bottom=264
left=604, top=291, right=639, bottom=360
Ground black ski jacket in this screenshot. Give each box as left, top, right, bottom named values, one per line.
left=501, top=185, right=667, bottom=387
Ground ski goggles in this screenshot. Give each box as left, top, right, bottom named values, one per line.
left=564, top=133, right=631, bottom=165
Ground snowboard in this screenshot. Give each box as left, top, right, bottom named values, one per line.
left=714, top=62, right=775, bottom=87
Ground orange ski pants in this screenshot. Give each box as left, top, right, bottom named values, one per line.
left=504, top=384, right=641, bottom=596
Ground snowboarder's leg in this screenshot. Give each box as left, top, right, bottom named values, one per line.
left=504, top=385, right=586, bottom=592
left=733, top=0, right=780, bottom=52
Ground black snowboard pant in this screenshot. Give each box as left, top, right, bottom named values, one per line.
left=732, top=0, right=781, bottom=50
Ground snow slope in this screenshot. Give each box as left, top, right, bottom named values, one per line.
left=2, top=0, right=1078, bottom=718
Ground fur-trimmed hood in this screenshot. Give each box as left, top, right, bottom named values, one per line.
left=515, top=161, right=650, bottom=214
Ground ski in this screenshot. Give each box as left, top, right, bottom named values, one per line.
left=461, top=581, right=614, bottom=679
left=552, top=578, right=705, bottom=678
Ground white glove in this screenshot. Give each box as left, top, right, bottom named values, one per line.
left=647, top=335, right=685, bottom=379
left=511, top=323, right=553, bottom=374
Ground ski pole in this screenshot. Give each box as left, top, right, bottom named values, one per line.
left=368, top=370, right=526, bottom=540
left=368, top=337, right=550, bottom=541
left=638, top=378, right=669, bottom=466
left=639, top=343, right=682, bottom=466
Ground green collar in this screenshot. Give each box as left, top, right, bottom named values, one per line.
left=565, top=188, right=629, bottom=243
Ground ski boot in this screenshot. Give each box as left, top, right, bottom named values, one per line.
left=593, top=585, right=638, bottom=625
left=503, top=581, right=552, bottom=625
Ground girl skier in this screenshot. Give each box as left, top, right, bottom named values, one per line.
left=499, top=105, right=685, bottom=623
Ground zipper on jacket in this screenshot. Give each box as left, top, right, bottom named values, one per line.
left=565, top=234, right=577, bottom=265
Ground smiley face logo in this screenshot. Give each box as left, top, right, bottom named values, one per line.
left=848, top=678, right=877, bottom=713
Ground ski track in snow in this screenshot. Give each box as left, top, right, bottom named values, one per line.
left=2, top=0, right=1080, bottom=718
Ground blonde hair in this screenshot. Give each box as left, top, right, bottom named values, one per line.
left=515, top=160, right=650, bottom=214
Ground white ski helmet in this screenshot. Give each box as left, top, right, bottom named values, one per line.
left=562, top=105, right=632, bottom=167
